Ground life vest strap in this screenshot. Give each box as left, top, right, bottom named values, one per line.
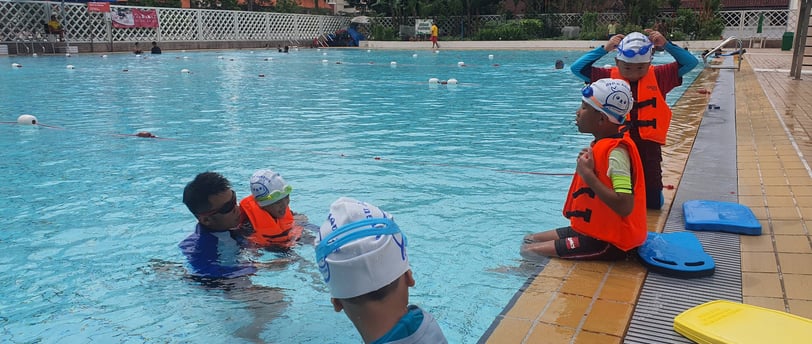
left=634, top=97, right=657, bottom=110
left=572, top=187, right=595, bottom=199
left=564, top=209, right=592, bottom=222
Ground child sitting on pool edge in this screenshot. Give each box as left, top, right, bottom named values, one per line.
left=521, top=78, right=648, bottom=261
left=315, top=197, right=447, bottom=343
left=570, top=30, right=698, bottom=210
left=238, top=169, right=305, bottom=249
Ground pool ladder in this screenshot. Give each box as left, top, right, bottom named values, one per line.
left=702, top=36, right=744, bottom=71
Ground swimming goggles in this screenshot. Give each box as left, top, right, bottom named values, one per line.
left=255, top=185, right=292, bottom=204
left=581, top=85, right=626, bottom=123
left=617, top=38, right=653, bottom=58
left=197, top=190, right=237, bottom=216
left=315, top=218, right=407, bottom=263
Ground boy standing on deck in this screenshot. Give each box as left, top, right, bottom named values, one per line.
left=315, top=197, right=447, bottom=343
left=521, top=79, right=648, bottom=261
left=570, top=30, right=698, bottom=209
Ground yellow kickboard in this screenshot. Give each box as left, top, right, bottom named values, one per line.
left=674, top=300, right=812, bottom=344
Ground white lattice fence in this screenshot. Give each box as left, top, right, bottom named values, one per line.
left=0, top=1, right=799, bottom=43
left=0, top=0, right=349, bottom=43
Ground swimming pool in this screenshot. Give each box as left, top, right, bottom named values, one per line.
left=0, top=48, right=700, bottom=343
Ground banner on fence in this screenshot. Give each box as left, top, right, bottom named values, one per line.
left=112, top=8, right=158, bottom=28
left=415, top=19, right=432, bottom=35
left=87, top=2, right=111, bottom=13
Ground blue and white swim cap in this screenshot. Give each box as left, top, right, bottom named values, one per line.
left=582, top=78, right=634, bottom=124
left=315, top=197, right=409, bottom=299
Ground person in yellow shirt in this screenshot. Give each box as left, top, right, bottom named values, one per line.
left=430, top=21, right=440, bottom=49
left=47, top=14, right=64, bottom=41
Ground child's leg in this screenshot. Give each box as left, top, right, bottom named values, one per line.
left=634, top=139, right=664, bottom=209
left=520, top=227, right=566, bottom=260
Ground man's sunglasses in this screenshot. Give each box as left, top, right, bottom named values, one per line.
left=197, top=190, right=237, bottom=217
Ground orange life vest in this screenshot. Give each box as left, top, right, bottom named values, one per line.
left=610, top=66, right=671, bottom=145
left=562, top=135, right=648, bottom=251
left=239, top=196, right=302, bottom=248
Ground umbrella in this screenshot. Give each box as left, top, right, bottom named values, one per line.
left=351, top=16, right=371, bottom=24
left=756, top=13, right=764, bottom=34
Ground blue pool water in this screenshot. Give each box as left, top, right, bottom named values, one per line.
left=0, top=48, right=700, bottom=343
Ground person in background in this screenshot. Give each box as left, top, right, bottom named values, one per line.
left=521, top=78, right=647, bottom=261
left=133, top=42, right=143, bottom=54
left=570, top=30, right=698, bottom=210
left=47, top=14, right=64, bottom=41
left=150, top=41, right=162, bottom=54
left=237, top=169, right=306, bottom=250
left=430, top=21, right=440, bottom=49
left=607, top=19, right=618, bottom=40
left=315, top=197, right=447, bottom=343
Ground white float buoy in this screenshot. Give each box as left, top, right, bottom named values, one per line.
left=32, top=53, right=38, bottom=57
left=488, top=54, right=494, bottom=60
left=390, top=61, right=397, bottom=67
left=183, top=56, right=189, bottom=59
left=181, top=68, right=190, bottom=73
left=323, top=52, right=327, bottom=56
left=321, top=59, right=329, bottom=64
left=66, top=65, right=75, bottom=69
left=217, top=56, right=224, bottom=59
left=11, top=63, right=22, bottom=68
left=366, top=49, right=371, bottom=53
left=135, top=54, right=141, bottom=57
left=264, top=57, right=273, bottom=61
left=447, top=78, right=458, bottom=85
left=412, top=53, right=418, bottom=58
left=434, top=50, right=440, bottom=54
left=457, top=61, right=465, bottom=67
left=101, top=55, right=108, bottom=58
left=65, top=53, right=71, bottom=57
left=17, top=114, right=38, bottom=125
left=250, top=51, right=254, bottom=54
left=428, top=78, right=439, bottom=84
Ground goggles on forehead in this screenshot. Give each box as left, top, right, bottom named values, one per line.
left=255, top=184, right=292, bottom=204
left=315, top=218, right=407, bottom=263
left=617, top=38, right=653, bottom=58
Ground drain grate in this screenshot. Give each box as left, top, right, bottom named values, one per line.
left=625, top=67, right=743, bottom=343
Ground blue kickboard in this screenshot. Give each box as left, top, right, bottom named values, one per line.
left=683, top=200, right=762, bottom=235
left=638, top=232, right=715, bottom=278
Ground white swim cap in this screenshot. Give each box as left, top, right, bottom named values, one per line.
left=250, top=169, right=291, bottom=207
left=616, top=32, right=653, bottom=63
left=315, top=197, right=409, bottom=299
left=582, top=78, right=634, bottom=124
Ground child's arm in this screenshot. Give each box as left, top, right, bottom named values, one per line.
left=664, top=41, right=699, bottom=77
left=646, top=29, right=698, bottom=77
left=571, top=35, right=624, bottom=82
left=575, top=147, right=635, bottom=217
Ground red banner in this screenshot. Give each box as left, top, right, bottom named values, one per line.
left=87, top=2, right=111, bottom=13
left=112, top=9, right=158, bottom=28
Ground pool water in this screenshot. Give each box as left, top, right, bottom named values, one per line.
left=0, top=48, right=700, bottom=343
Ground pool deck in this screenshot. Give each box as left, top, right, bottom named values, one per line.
left=481, top=49, right=812, bottom=343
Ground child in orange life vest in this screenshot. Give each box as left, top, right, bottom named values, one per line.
left=520, top=78, right=648, bottom=261
left=238, top=169, right=304, bottom=249
left=571, top=30, right=698, bottom=210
